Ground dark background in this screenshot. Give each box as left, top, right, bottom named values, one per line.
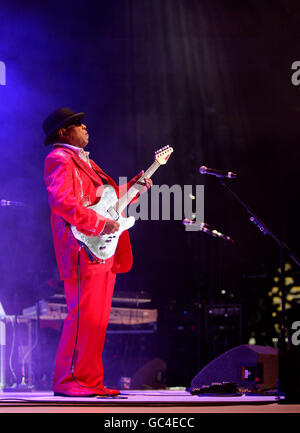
left=0, top=0, right=300, bottom=388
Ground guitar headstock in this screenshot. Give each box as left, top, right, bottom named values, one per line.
left=154, top=145, right=174, bottom=165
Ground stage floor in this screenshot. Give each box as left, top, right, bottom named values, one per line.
left=0, top=389, right=299, bottom=413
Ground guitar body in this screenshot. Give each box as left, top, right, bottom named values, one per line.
left=71, top=146, right=173, bottom=261
left=71, top=185, right=135, bottom=260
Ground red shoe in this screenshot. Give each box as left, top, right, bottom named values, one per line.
left=53, top=385, right=120, bottom=397
left=100, top=386, right=120, bottom=396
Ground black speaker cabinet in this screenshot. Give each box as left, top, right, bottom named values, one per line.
left=191, top=344, right=278, bottom=390
left=279, top=348, right=300, bottom=402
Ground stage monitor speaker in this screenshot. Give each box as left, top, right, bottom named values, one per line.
left=191, top=344, right=278, bottom=391
left=131, top=358, right=167, bottom=389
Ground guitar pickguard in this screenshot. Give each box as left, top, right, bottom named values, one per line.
left=71, top=185, right=135, bottom=260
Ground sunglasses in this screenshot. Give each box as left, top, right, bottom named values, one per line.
left=65, top=119, right=83, bottom=128
left=71, top=119, right=83, bottom=127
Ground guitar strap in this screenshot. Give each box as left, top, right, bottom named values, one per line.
left=92, top=168, right=109, bottom=185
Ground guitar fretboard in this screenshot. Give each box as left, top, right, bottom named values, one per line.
left=115, top=160, right=160, bottom=214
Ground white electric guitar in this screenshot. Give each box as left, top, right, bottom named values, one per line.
left=71, top=146, right=173, bottom=260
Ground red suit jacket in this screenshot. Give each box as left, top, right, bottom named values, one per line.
left=44, top=146, right=134, bottom=280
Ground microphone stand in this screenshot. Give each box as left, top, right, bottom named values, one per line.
left=217, top=177, right=300, bottom=398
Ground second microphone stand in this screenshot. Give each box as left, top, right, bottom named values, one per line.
left=216, top=177, right=300, bottom=396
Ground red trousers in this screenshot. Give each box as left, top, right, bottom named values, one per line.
left=52, top=270, right=116, bottom=394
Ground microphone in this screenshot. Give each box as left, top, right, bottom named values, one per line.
left=183, top=219, right=235, bottom=243
left=199, top=166, right=237, bottom=179
left=0, top=199, right=25, bottom=207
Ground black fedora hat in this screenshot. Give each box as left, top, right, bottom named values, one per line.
left=42, top=107, right=85, bottom=145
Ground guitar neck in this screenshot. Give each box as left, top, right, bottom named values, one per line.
left=115, top=160, right=160, bottom=214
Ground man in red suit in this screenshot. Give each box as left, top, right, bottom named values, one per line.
left=43, top=107, right=151, bottom=397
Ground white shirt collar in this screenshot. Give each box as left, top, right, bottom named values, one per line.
left=54, top=142, right=91, bottom=165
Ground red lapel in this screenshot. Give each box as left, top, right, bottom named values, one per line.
left=52, top=146, right=107, bottom=186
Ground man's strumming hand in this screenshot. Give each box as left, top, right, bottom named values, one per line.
left=101, top=219, right=120, bottom=235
